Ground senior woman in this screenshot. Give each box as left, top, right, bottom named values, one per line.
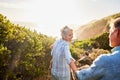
left=49, top=26, right=77, bottom=80
left=76, top=17, right=120, bottom=80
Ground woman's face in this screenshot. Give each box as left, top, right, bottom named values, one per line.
left=64, top=30, right=73, bottom=42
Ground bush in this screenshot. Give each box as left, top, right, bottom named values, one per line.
left=89, top=48, right=109, bottom=61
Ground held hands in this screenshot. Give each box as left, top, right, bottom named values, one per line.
left=70, top=68, right=79, bottom=80
left=71, top=72, right=78, bottom=80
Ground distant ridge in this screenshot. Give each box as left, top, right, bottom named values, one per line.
left=74, top=12, right=120, bottom=40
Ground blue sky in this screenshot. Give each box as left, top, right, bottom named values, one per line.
left=0, top=0, right=120, bottom=38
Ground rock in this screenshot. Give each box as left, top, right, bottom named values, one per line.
left=78, top=56, right=92, bottom=66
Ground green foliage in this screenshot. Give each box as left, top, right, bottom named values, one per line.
left=74, top=32, right=111, bottom=50
left=93, top=32, right=111, bottom=50
left=74, top=40, right=94, bottom=50
left=0, top=22, right=9, bottom=43
left=0, top=44, right=11, bottom=79
left=70, top=45, right=84, bottom=59
left=0, top=14, right=55, bottom=80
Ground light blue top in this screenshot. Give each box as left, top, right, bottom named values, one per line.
left=51, top=39, right=74, bottom=77
left=77, top=46, right=120, bottom=80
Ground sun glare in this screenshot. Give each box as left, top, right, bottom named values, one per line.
left=0, top=0, right=120, bottom=37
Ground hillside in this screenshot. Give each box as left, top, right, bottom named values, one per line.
left=74, top=12, right=120, bottom=40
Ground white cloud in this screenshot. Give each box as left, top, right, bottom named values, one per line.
left=0, top=2, right=21, bottom=9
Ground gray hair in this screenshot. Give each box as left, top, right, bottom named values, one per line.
left=114, top=17, right=120, bottom=29
left=61, top=26, right=72, bottom=38
left=110, top=17, right=120, bottom=29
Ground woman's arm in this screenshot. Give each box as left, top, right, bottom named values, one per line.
left=70, top=59, right=78, bottom=73
left=70, top=59, right=78, bottom=80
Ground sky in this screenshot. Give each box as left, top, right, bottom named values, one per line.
left=0, top=0, right=120, bottom=38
